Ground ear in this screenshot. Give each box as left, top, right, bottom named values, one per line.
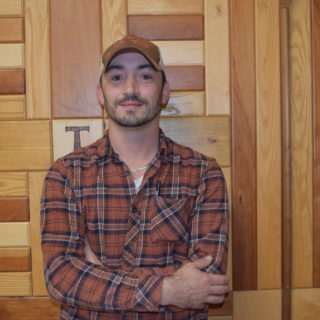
left=161, top=81, right=170, bottom=106
left=96, top=84, right=105, bottom=106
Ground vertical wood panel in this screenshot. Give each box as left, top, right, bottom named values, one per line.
left=0, top=0, right=23, bottom=16
left=255, top=0, right=281, bottom=289
left=205, top=0, right=230, bottom=115
left=292, top=288, right=320, bottom=320
left=230, top=0, right=257, bottom=291
left=290, top=0, right=313, bottom=288
left=25, top=0, right=51, bottom=119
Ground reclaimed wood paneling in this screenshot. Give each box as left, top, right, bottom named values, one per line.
left=0, top=0, right=23, bottom=16
left=0, top=43, right=24, bottom=67
left=208, top=293, right=232, bottom=317
left=25, top=0, right=51, bottom=119
left=0, top=272, right=31, bottom=296
left=0, top=247, right=30, bottom=272
left=165, top=66, right=204, bottom=91
left=0, top=95, right=25, bottom=119
left=160, top=117, right=230, bottom=166
left=0, top=222, right=29, bottom=246
left=290, top=0, right=313, bottom=288
left=230, top=0, right=257, bottom=291
left=51, top=0, right=102, bottom=118
left=292, top=288, right=320, bottom=320
left=0, top=69, right=25, bottom=94
left=127, top=0, right=204, bottom=14
left=0, top=172, right=27, bottom=196
left=256, top=0, right=281, bottom=289
left=0, top=198, right=29, bottom=221
left=0, top=121, right=51, bottom=170
left=205, top=0, right=230, bottom=115
left=0, top=17, right=23, bottom=42
left=128, top=15, right=203, bottom=40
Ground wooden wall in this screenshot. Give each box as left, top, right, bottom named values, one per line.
left=0, top=0, right=319, bottom=319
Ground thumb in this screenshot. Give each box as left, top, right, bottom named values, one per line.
left=192, top=255, right=213, bottom=270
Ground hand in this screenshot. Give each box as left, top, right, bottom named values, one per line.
left=160, top=256, right=229, bottom=310
left=84, top=237, right=102, bottom=266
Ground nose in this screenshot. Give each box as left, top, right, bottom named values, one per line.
left=124, top=74, right=139, bottom=95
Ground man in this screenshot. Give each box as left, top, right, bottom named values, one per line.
left=41, top=36, right=229, bottom=320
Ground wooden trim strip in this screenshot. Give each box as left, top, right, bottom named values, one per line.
left=0, top=197, right=29, bottom=221
left=0, top=69, right=25, bottom=94
left=0, top=17, right=24, bottom=43
left=0, top=247, right=30, bottom=272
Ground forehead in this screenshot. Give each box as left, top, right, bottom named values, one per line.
left=108, top=51, right=152, bottom=68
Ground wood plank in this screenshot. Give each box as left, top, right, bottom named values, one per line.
left=51, top=0, right=102, bottom=118
left=290, top=0, right=313, bottom=288
left=256, top=0, right=281, bottom=290
left=0, top=120, right=51, bottom=170
left=128, top=15, right=203, bottom=40
left=292, top=288, right=320, bottom=320
left=25, top=0, right=51, bottom=119
left=160, top=117, right=230, bottom=166
left=127, top=0, right=204, bottom=14
left=161, top=91, right=205, bottom=116
left=153, top=40, right=204, bottom=66
left=29, top=172, right=48, bottom=295
left=0, top=172, right=27, bottom=196
left=0, top=95, right=25, bottom=119
left=205, top=0, right=230, bottom=115
left=0, top=17, right=23, bottom=42
left=0, top=247, right=30, bottom=272
left=230, top=0, right=257, bottom=291
left=208, top=292, right=232, bottom=316
left=0, top=198, right=29, bottom=221
left=101, top=0, right=127, bottom=52
left=0, top=297, right=60, bottom=319
left=165, top=66, right=204, bottom=91
left=0, top=43, right=24, bottom=67
left=0, top=69, right=25, bottom=94
left=0, top=222, right=29, bottom=246
left=0, top=272, right=31, bottom=296
left=0, top=0, right=23, bottom=16
left=280, top=0, right=291, bottom=8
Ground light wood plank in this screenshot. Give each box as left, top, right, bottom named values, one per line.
left=0, top=95, right=25, bottom=119
left=256, top=0, right=281, bottom=289
left=29, top=172, right=47, bottom=295
left=0, top=69, right=25, bottom=94
left=25, top=0, right=51, bottom=119
left=0, top=43, right=24, bottom=67
left=0, top=0, right=23, bottom=16
left=101, top=0, right=127, bottom=52
left=128, top=0, right=204, bottom=14
left=0, top=272, right=31, bottom=296
left=161, top=91, right=205, bottom=116
left=0, top=17, right=23, bottom=42
left=208, top=317, right=232, bottom=320
left=0, top=247, right=30, bottom=272
left=0, top=222, right=29, bottom=246
left=0, top=172, right=27, bottom=196
left=0, top=120, right=51, bottom=170
left=160, top=117, right=230, bottom=166
left=0, top=197, right=29, bottom=221
left=292, top=288, right=320, bottom=320
left=290, top=0, right=313, bottom=288
left=152, top=41, right=204, bottom=66
left=205, top=0, right=230, bottom=115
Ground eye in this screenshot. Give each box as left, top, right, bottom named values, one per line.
left=110, top=74, right=123, bottom=81
left=138, top=73, right=153, bottom=81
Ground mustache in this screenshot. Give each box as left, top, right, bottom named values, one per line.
left=116, top=94, right=148, bottom=105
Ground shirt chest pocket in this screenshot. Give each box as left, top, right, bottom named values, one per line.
left=150, top=196, right=190, bottom=243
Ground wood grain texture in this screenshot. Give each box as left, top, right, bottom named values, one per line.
left=0, top=222, right=29, bottom=246
left=230, top=0, right=257, bottom=291
left=0, top=17, right=23, bottom=42
left=0, top=0, right=23, bottom=16
left=0, top=172, right=27, bottom=196
left=290, top=0, right=313, bottom=288
left=51, top=0, right=102, bottom=118
left=0, top=272, right=31, bottom=296
left=208, top=292, right=232, bottom=316
left=153, top=40, right=204, bottom=66
left=256, top=0, right=281, bottom=290
left=165, top=66, right=204, bottom=91
left=205, top=0, right=230, bottom=115
left=127, top=0, right=204, bottom=14
left=160, top=117, right=230, bottom=166
left=101, top=0, right=127, bottom=52
left=25, top=0, right=51, bottom=119
left=292, top=288, right=320, bottom=320
left=128, top=15, right=203, bottom=40
left=0, top=247, right=30, bottom=272
left=29, top=172, right=47, bottom=295
left=0, top=69, right=25, bottom=94
left=0, top=120, right=51, bottom=170
left=0, top=95, right=25, bottom=119
left=0, top=43, right=24, bottom=67
left=0, top=198, right=29, bottom=221
left=281, top=0, right=291, bottom=8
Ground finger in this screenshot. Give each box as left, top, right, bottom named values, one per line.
left=207, top=274, right=229, bottom=286
left=208, top=285, right=229, bottom=295
left=205, top=294, right=225, bottom=305
left=192, top=256, right=213, bottom=270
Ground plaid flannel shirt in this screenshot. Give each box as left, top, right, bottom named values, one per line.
left=41, top=130, right=228, bottom=320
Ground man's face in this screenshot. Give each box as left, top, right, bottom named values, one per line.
left=97, top=51, right=169, bottom=128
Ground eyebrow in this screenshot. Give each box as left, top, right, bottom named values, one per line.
left=106, top=63, right=155, bottom=73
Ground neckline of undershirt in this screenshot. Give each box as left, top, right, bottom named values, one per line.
left=134, top=175, right=144, bottom=191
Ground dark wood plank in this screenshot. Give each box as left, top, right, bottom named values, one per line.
left=51, top=0, right=102, bottom=118
left=0, top=198, right=29, bottom=221
left=280, top=0, right=291, bottom=8
left=208, top=292, right=232, bottom=316
left=0, top=247, right=30, bottom=272
left=230, top=0, right=257, bottom=290
left=0, top=17, right=24, bottom=43
left=128, top=15, right=204, bottom=40
left=0, top=69, right=25, bottom=94
left=165, top=66, right=204, bottom=91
